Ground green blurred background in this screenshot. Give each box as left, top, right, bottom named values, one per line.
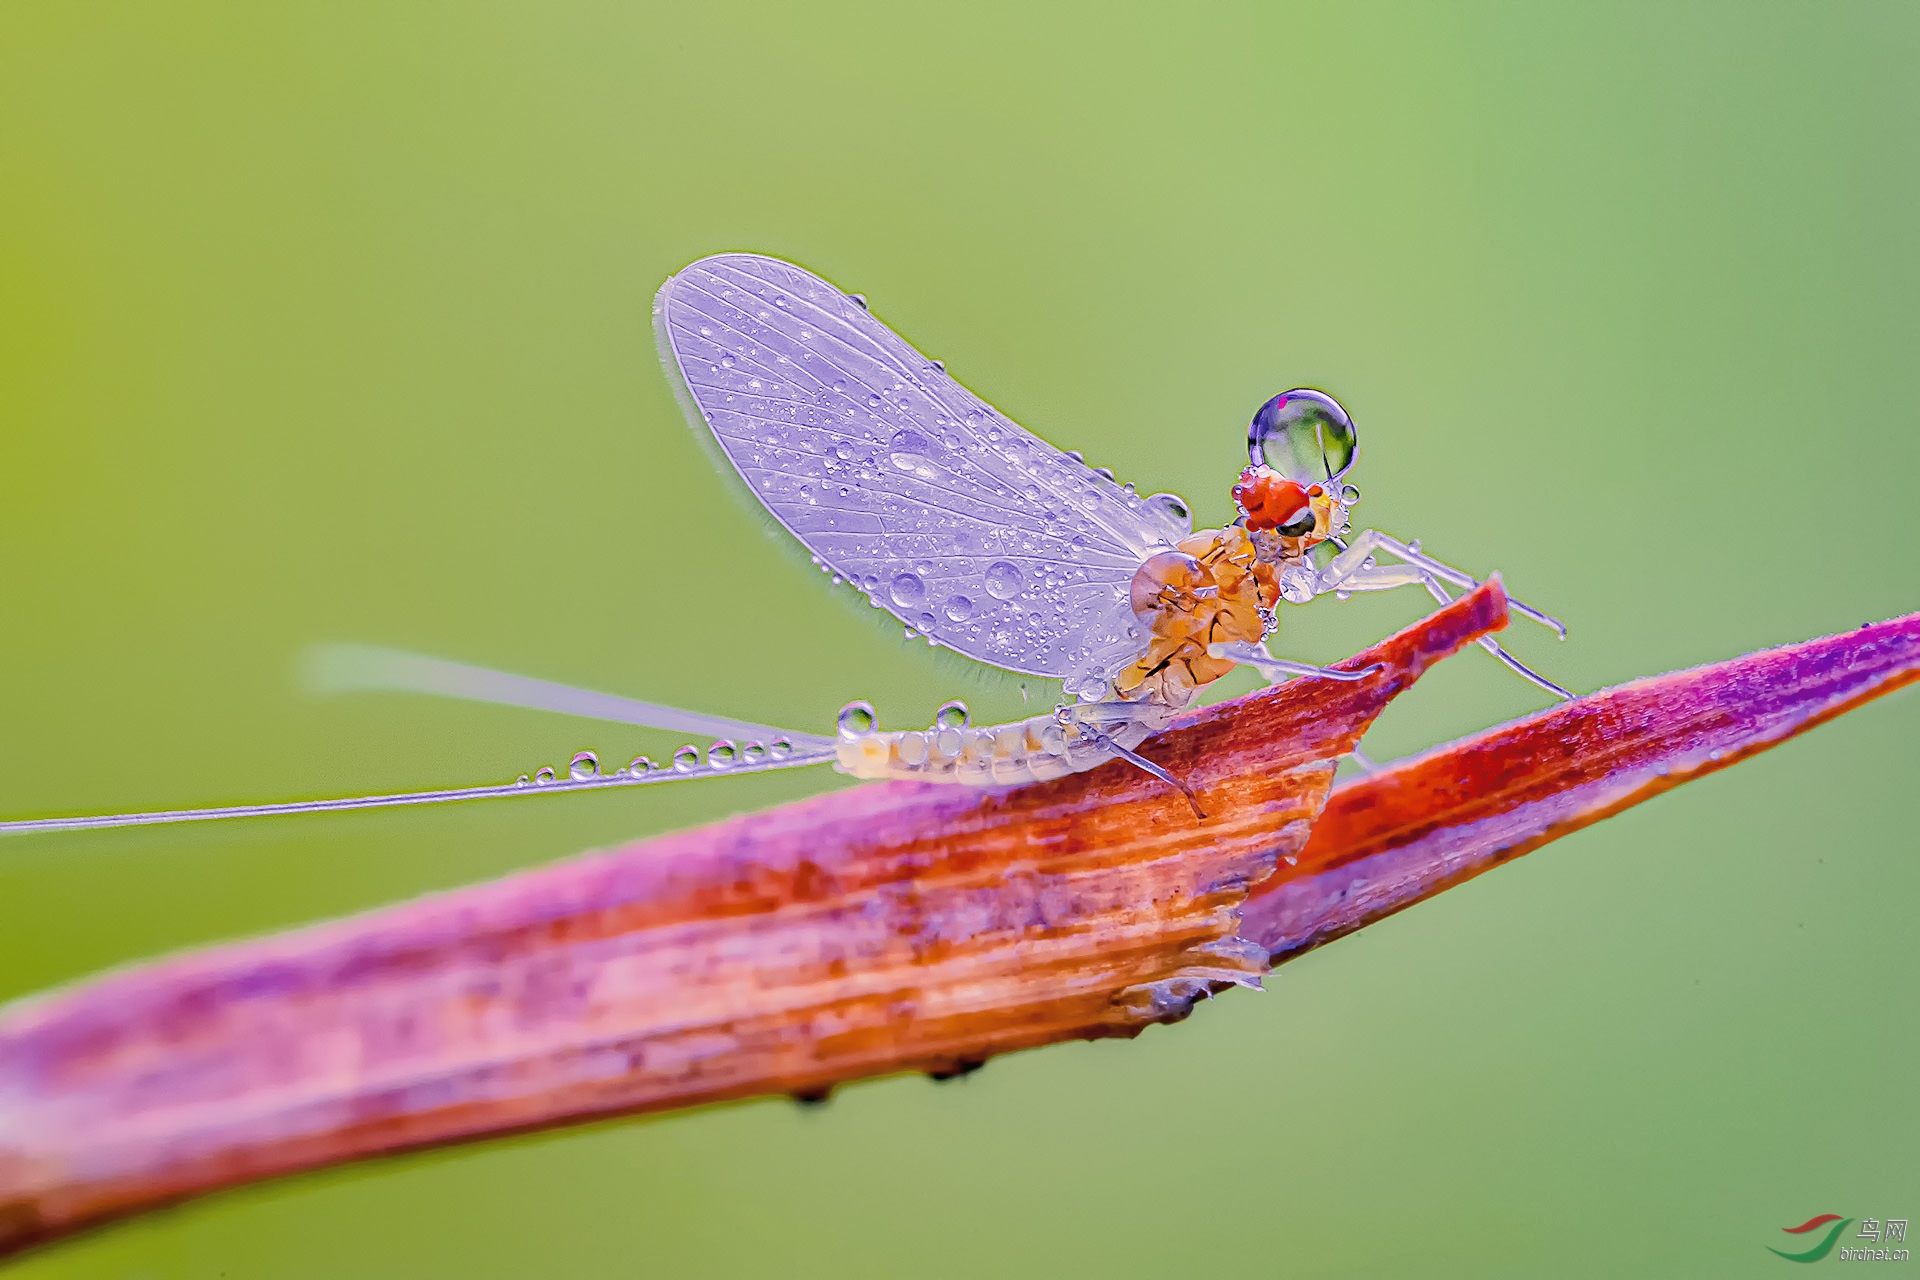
left=2, top=3, right=1916, bottom=1276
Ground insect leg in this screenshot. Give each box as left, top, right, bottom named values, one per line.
left=1054, top=705, right=1204, bottom=817
left=1088, top=730, right=1205, bottom=819
left=1410, top=574, right=1576, bottom=702
left=1315, top=562, right=1429, bottom=592
left=1319, top=531, right=1567, bottom=638
left=1205, top=639, right=1383, bottom=685
left=1346, top=745, right=1384, bottom=774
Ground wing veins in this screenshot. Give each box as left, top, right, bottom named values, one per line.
left=662, top=255, right=1161, bottom=677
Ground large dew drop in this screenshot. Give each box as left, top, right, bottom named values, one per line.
left=984, top=561, right=1022, bottom=600
left=888, top=428, right=942, bottom=479
left=1143, top=492, right=1194, bottom=536
left=837, top=700, right=878, bottom=740
left=889, top=572, right=927, bottom=608
left=1248, top=388, right=1358, bottom=484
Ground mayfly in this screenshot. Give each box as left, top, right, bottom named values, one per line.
left=0, top=253, right=1568, bottom=835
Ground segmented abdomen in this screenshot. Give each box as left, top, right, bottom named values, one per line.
left=835, top=706, right=1172, bottom=786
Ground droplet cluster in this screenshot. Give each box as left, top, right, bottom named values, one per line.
left=512, top=735, right=801, bottom=790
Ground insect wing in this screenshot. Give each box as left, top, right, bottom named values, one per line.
left=655, top=253, right=1187, bottom=681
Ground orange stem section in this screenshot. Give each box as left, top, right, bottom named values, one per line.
left=0, top=583, right=1508, bottom=1256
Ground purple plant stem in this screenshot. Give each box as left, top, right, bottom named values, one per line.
left=1245, top=612, right=1920, bottom=962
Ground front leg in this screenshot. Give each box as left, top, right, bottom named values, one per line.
left=1318, top=530, right=1567, bottom=638
left=1315, top=530, right=1575, bottom=702
left=1410, top=574, right=1577, bottom=700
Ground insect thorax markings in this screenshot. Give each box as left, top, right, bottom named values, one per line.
left=1114, top=524, right=1279, bottom=702
left=834, top=520, right=1320, bottom=786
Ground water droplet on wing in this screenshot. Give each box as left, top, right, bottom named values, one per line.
left=1144, top=492, right=1193, bottom=535
left=984, top=561, right=1022, bottom=600
left=890, top=572, right=927, bottom=608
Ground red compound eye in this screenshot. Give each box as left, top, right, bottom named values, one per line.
left=1233, top=467, right=1311, bottom=532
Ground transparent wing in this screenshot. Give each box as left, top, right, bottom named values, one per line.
left=654, top=253, right=1191, bottom=681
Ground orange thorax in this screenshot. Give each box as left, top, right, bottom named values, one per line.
left=1116, top=526, right=1281, bottom=700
